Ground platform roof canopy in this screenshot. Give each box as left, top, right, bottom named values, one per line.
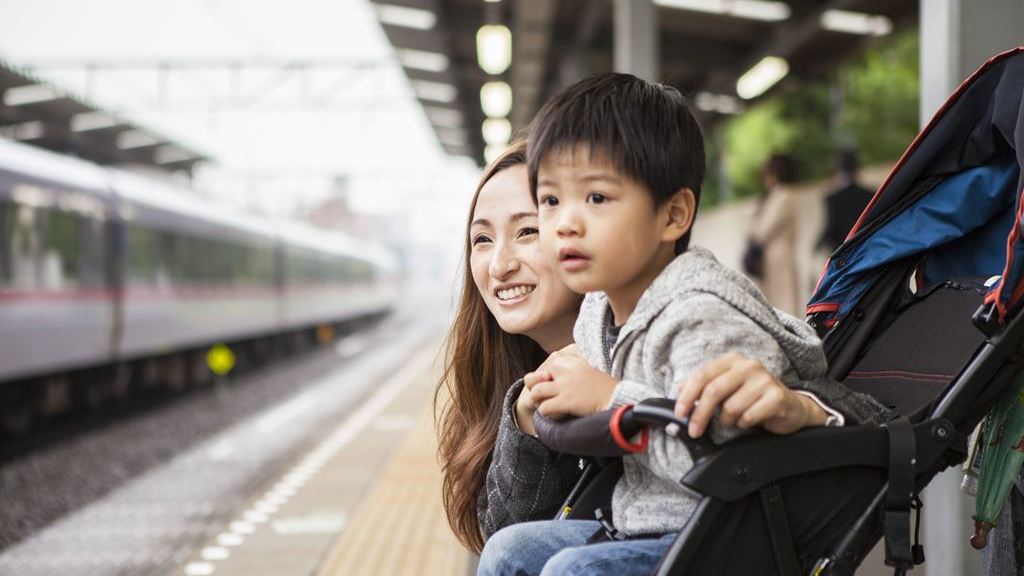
left=370, top=0, right=917, bottom=165
left=0, top=59, right=209, bottom=174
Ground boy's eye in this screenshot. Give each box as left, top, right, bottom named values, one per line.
left=588, top=193, right=608, bottom=204
left=539, top=195, right=559, bottom=207
left=471, top=234, right=492, bottom=246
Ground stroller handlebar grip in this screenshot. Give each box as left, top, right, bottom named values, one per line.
left=532, top=398, right=718, bottom=461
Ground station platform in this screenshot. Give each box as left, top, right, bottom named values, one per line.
left=176, top=342, right=471, bottom=576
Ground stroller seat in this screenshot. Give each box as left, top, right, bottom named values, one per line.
left=843, top=280, right=988, bottom=418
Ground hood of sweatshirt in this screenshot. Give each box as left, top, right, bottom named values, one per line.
left=577, top=245, right=827, bottom=380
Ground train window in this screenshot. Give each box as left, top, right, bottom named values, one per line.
left=39, top=209, right=83, bottom=288
left=0, top=202, right=40, bottom=290
left=0, top=197, right=105, bottom=291
left=126, top=225, right=155, bottom=286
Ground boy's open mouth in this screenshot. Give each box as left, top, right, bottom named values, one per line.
left=558, top=247, right=590, bottom=271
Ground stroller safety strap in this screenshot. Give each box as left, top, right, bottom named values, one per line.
left=883, top=417, right=919, bottom=572
left=759, top=482, right=801, bottom=576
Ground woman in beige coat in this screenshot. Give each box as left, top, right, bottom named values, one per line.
left=748, top=154, right=801, bottom=316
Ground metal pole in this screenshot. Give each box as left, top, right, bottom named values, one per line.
left=613, top=0, right=659, bottom=81
left=919, top=3, right=1024, bottom=575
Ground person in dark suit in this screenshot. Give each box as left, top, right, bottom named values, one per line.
left=818, top=150, right=872, bottom=254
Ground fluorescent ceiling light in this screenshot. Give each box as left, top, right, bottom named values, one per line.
left=695, top=92, right=743, bottom=114
left=654, top=0, right=789, bottom=22
left=484, top=144, right=505, bottom=165
left=155, top=146, right=195, bottom=165
left=374, top=4, right=437, bottom=30
left=3, top=84, right=62, bottom=106
left=397, top=49, right=449, bottom=72
left=411, top=80, right=458, bottom=103
left=736, top=56, right=788, bottom=99
left=821, top=10, right=893, bottom=36
left=482, top=118, right=511, bottom=146
left=477, top=25, right=512, bottom=75
left=437, top=128, right=467, bottom=148
left=480, top=81, right=512, bottom=118
left=71, top=112, right=120, bottom=132
left=117, top=130, right=163, bottom=150
left=425, top=106, right=463, bottom=128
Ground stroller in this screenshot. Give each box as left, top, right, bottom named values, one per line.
left=534, top=46, right=1024, bottom=575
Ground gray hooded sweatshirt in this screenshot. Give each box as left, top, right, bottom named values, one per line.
left=574, top=245, right=890, bottom=536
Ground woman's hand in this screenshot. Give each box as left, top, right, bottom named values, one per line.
left=525, top=346, right=617, bottom=419
left=514, top=384, right=539, bottom=436
left=674, top=352, right=828, bottom=438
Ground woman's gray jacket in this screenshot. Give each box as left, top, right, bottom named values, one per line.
left=476, top=379, right=583, bottom=539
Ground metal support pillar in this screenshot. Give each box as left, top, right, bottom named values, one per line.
left=919, top=4, right=1024, bottom=576
left=920, top=0, right=1024, bottom=122
left=613, top=0, right=658, bottom=81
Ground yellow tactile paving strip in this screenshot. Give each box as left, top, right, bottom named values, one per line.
left=316, top=402, right=469, bottom=576
left=175, top=341, right=471, bottom=576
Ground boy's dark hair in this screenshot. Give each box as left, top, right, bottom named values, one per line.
left=526, top=72, right=706, bottom=253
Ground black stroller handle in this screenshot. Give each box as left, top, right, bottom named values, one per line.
left=533, top=398, right=718, bottom=461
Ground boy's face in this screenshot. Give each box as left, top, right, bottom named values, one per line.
left=536, top=146, right=686, bottom=299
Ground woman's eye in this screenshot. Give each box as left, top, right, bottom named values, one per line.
left=539, top=195, right=558, bottom=207
left=518, top=227, right=538, bottom=238
left=471, top=234, right=492, bottom=246
left=588, top=193, right=608, bottom=204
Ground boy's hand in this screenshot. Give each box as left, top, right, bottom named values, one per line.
left=674, top=352, right=828, bottom=438
left=525, top=349, right=618, bottom=419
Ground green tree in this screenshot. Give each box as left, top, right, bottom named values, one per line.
left=840, top=31, right=920, bottom=165
left=718, top=30, right=920, bottom=201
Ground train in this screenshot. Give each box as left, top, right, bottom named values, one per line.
left=0, top=137, right=399, bottom=436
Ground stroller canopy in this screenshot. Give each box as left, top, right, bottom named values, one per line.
left=808, top=47, right=1024, bottom=327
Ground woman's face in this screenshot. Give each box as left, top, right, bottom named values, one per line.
left=469, top=165, right=581, bottom=352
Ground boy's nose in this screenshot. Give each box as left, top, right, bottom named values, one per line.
left=556, top=211, right=582, bottom=237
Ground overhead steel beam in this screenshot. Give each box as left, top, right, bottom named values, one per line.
left=511, top=0, right=557, bottom=131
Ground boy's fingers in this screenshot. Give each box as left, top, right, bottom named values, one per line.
left=736, top=387, right=787, bottom=430
left=524, top=370, right=551, bottom=389
left=675, top=372, right=709, bottom=416
left=688, top=372, right=744, bottom=438
left=536, top=398, right=565, bottom=419
left=718, top=381, right=763, bottom=427
left=529, top=381, right=557, bottom=403
left=675, top=359, right=735, bottom=415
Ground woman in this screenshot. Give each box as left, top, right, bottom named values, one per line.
left=436, top=140, right=584, bottom=553
left=748, top=154, right=801, bottom=315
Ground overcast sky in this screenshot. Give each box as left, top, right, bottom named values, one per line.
left=0, top=0, right=479, bottom=218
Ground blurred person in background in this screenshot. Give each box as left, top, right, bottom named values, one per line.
left=817, top=149, right=872, bottom=255
left=747, top=154, right=801, bottom=315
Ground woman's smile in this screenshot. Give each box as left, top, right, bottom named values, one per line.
left=495, top=283, right=536, bottom=304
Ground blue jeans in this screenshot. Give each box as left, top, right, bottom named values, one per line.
left=477, top=520, right=676, bottom=576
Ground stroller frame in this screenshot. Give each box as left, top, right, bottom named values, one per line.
left=545, top=47, right=1024, bottom=575
left=627, top=273, right=1024, bottom=575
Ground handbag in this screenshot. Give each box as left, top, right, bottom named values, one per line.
left=742, top=239, right=765, bottom=278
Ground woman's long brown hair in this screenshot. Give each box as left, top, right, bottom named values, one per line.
left=435, top=140, right=548, bottom=552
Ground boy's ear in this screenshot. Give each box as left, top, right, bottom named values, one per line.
left=660, top=188, right=696, bottom=243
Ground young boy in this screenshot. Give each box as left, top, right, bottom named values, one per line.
left=476, top=73, right=888, bottom=576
